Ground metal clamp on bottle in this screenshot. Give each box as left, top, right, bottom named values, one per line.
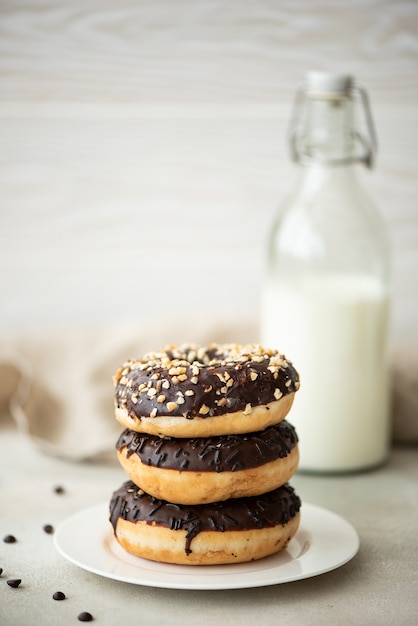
left=288, top=71, right=377, bottom=169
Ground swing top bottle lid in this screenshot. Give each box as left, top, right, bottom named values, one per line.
left=306, top=71, right=353, bottom=96
left=290, top=71, right=377, bottom=167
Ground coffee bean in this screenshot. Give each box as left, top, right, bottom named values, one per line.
left=7, top=579, right=21, bottom=588
left=78, top=612, right=93, bottom=622
left=3, top=535, right=17, bottom=543
left=54, top=485, right=65, bottom=495
left=53, top=591, right=66, bottom=601
left=43, top=524, right=54, bottom=534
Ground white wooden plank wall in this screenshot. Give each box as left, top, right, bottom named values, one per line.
left=0, top=0, right=417, bottom=351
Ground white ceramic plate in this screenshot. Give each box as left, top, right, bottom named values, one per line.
left=54, top=502, right=359, bottom=590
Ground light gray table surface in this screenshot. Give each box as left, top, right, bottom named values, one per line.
left=1, top=426, right=417, bottom=626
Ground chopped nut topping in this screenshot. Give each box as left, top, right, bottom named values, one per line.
left=176, top=391, right=185, bottom=405
left=187, top=349, right=197, bottom=362
left=169, top=366, right=187, bottom=376
left=114, top=343, right=299, bottom=419
left=274, top=388, right=283, bottom=400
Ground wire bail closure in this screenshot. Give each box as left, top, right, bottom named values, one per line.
left=288, top=81, right=377, bottom=169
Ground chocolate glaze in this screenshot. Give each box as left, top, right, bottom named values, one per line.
left=109, top=480, right=301, bottom=554
left=114, top=343, right=300, bottom=420
left=116, top=421, right=298, bottom=472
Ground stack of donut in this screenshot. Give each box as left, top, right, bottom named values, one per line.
left=109, top=343, right=301, bottom=565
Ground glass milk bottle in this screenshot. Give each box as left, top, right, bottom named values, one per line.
left=261, top=72, right=391, bottom=473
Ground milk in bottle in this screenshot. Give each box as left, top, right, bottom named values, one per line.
left=261, top=72, right=391, bottom=472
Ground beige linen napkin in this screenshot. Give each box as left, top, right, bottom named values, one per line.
left=0, top=316, right=257, bottom=460
left=0, top=316, right=416, bottom=461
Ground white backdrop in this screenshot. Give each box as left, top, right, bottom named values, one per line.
left=1, top=0, right=417, bottom=352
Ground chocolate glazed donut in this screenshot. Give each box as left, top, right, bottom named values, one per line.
left=109, top=480, right=302, bottom=565
left=115, top=421, right=299, bottom=504
left=113, top=343, right=300, bottom=437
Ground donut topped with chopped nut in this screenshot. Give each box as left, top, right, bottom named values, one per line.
left=114, top=343, right=300, bottom=438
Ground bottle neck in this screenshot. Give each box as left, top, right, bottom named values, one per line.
left=303, top=95, right=355, bottom=165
